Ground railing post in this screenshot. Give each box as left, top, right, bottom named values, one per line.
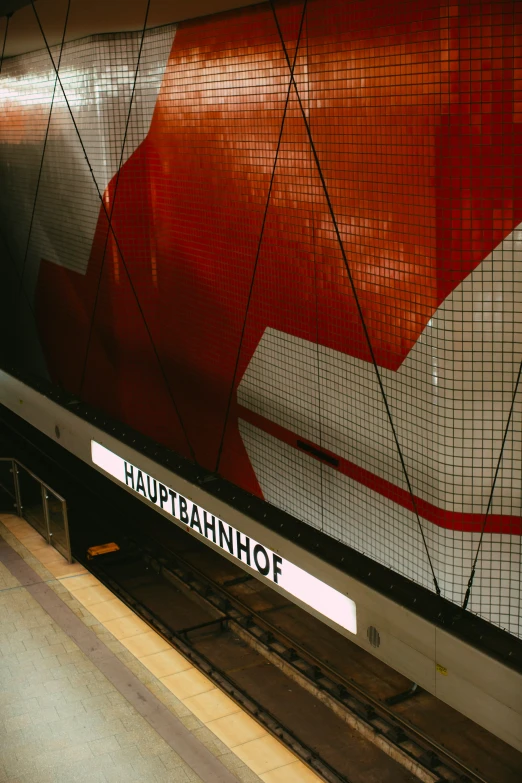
left=41, top=484, right=51, bottom=545
left=62, top=500, right=72, bottom=563
left=12, top=460, right=21, bottom=517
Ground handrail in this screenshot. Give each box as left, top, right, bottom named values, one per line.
left=0, top=456, right=66, bottom=502
left=0, top=456, right=71, bottom=562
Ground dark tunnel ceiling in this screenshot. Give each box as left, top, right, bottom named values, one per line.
left=0, top=1, right=33, bottom=19
left=0, top=0, right=259, bottom=58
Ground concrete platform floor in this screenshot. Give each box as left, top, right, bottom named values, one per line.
left=0, top=514, right=319, bottom=783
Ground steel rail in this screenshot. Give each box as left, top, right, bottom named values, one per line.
left=145, top=546, right=490, bottom=783
left=86, top=554, right=351, bottom=783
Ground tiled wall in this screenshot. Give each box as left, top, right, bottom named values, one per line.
left=0, top=1, right=520, bottom=636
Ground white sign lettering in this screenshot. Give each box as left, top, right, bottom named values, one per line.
left=91, top=441, right=357, bottom=635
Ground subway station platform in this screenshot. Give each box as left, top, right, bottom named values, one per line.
left=0, top=514, right=319, bottom=783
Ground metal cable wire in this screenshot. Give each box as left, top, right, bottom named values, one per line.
left=79, top=0, right=151, bottom=397
left=214, top=0, right=309, bottom=474
left=269, top=0, right=441, bottom=595
left=0, top=14, right=58, bottom=380
left=30, top=0, right=197, bottom=464
left=462, top=358, right=522, bottom=610
left=15, top=1, right=71, bottom=336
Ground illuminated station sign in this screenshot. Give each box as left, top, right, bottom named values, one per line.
left=91, top=441, right=357, bottom=635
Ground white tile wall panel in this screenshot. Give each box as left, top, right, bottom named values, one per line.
left=0, top=26, right=175, bottom=291
left=238, top=224, right=522, bottom=636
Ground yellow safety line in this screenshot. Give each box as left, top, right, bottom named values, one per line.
left=1, top=514, right=321, bottom=783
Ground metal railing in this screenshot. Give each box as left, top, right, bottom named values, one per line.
left=0, top=458, right=71, bottom=563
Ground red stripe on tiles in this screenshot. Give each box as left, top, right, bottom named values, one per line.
left=238, top=406, right=522, bottom=536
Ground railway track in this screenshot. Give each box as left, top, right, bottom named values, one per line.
left=88, top=553, right=348, bottom=783
left=146, top=548, right=489, bottom=783
left=83, top=534, right=489, bottom=783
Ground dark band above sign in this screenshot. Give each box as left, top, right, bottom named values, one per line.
left=91, top=441, right=357, bottom=634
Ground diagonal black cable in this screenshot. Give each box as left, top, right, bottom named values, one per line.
left=214, top=0, right=309, bottom=474
left=0, top=14, right=60, bottom=380
left=31, top=0, right=197, bottom=464
left=462, top=358, right=522, bottom=610
left=79, top=0, right=151, bottom=397
left=269, top=0, right=441, bottom=595
left=0, top=13, right=9, bottom=73
left=15, top=1, right=71, bottom=337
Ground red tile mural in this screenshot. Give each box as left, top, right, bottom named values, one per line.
left=0, top=0, right=521, bottom=632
